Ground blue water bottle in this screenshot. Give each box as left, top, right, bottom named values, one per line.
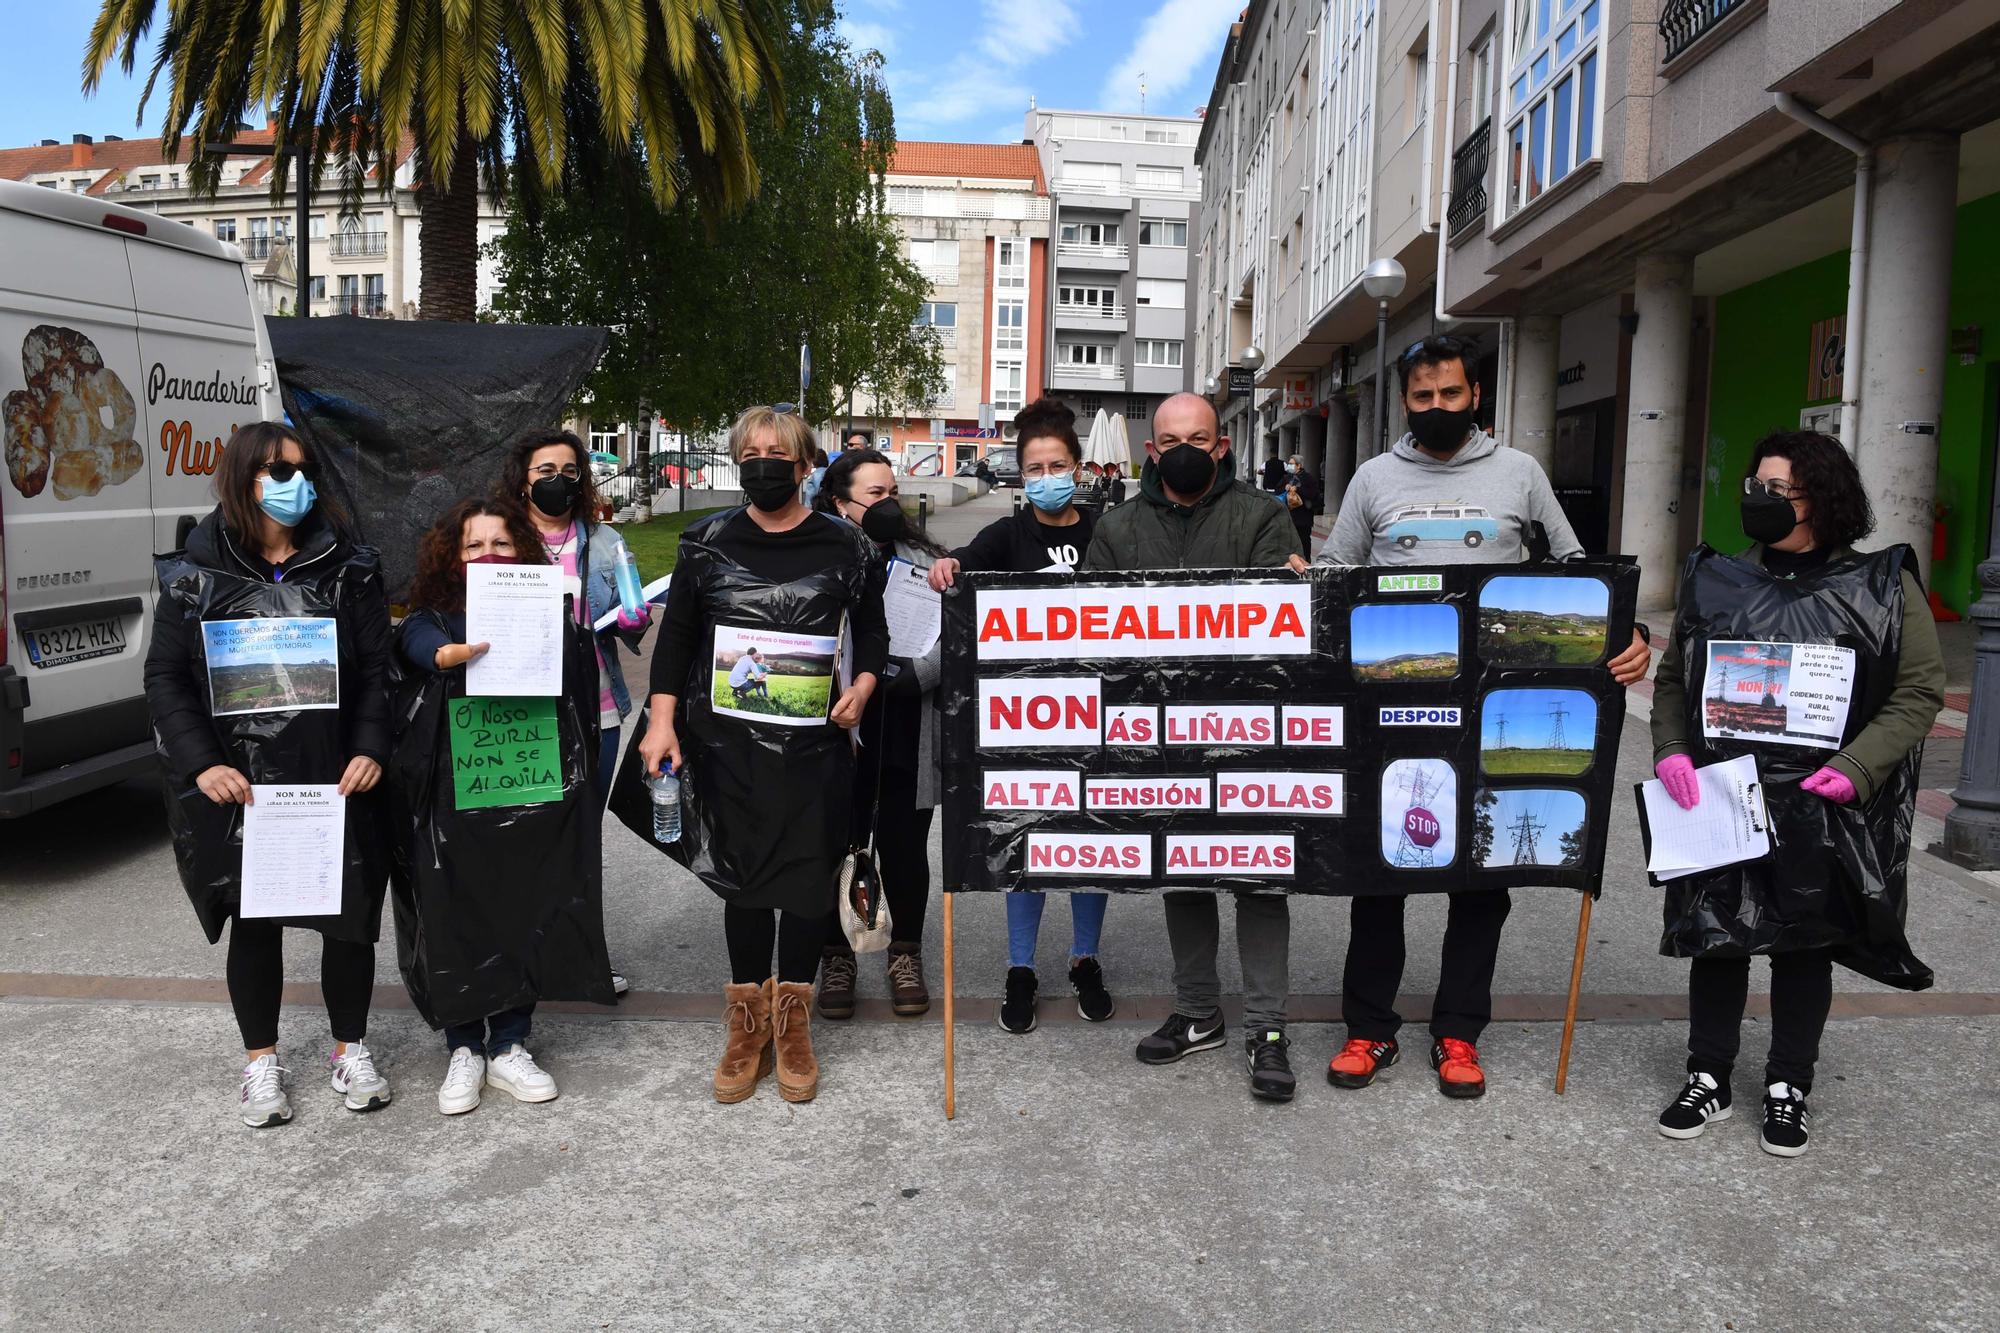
left=615, top=547, right=645, bottom=618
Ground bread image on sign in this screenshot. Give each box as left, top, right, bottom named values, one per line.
left=4, top=325, right=143, bottom=501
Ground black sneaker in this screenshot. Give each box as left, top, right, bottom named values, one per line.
left=1760, top=1082, right=1811, bottom=1157
left=1069, top=957, right=1114, bottom=1022
left=1135, top=1011, right=1226, bottom=1065
left=998, top=966, right=1038, bottom=1034
left=1246, top=1029, right=1296, bottom=1103
left=1657, top=1072, right=1733, bottom=1139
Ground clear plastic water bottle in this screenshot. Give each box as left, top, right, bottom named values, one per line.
left=615, top=547, right=646, bottom=618
left=649, top=765, right=682, bottom=843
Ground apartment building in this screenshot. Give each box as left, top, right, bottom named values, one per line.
left=1026, top=107, right=1203, bottom=460
left=0, top=126, right=507, bottom=319
left=850, top=142, right=1051, bottom=474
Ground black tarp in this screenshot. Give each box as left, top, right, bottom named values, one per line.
left=939, top=561, right=1640, bottom=896
left=266, top=317, right=606, bottom=596
left=1656, top=545, right=1931, bottom=990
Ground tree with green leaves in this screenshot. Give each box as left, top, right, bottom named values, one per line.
left=84, top=0, right=809, bottom=321
left=491, top=17, right=942, bottom=430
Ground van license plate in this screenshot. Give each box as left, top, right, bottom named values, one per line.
left=24, top=616, right=127, bottom=668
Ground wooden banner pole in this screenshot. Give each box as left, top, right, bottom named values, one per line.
left=1555, top=891, right=1595, bottom=1095
left=942, top=891, right=957, bottom=1120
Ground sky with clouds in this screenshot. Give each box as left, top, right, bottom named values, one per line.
left=0, top=3, right=1244, bottom=151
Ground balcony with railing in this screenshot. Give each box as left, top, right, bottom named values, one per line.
left=1053, top=300, right=1129, bottom=327
left=1056, top=240, right=1130, bottom=269
left=918, top=263, right=960, bottom=288
left=1661, top=0, right=1749, bottom=62
left=331, top=230, right=388, bottom=258
left=1448, top=118, right=1492, bottom=238
left=1048, top=359, right=1126, bottom=386
left=240, top=235, right=273, bottom=259
left=336, top=294, right=389, bottom=317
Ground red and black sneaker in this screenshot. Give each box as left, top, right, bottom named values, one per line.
left=1326, top=1037, right=1399, bottom=1088
left=1430, top=1038, right=1487, bottom=1099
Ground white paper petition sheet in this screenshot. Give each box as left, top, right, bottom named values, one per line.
left=465, top=561, right=564, bottom=696
left=240, top=785, right=345, bottom=917
left=1639, top=754, right=1772, bottom=878
left=883, top=558, right=942, bottom=659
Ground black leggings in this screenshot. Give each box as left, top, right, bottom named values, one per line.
left=724, top=905, right=830, bottom=985
left=1687, top=948, right=1836, bottom=1093
left=226, top=918, right=376, bottom=1050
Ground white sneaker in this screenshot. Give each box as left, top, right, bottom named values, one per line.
left=437, top=1048, right=486, bottom=1116
left=486, top=1044, right=559, bottom=1103
left=328, top=1040, right=393, bottom=1112
left=240, top=1054, right=292, bottom=1128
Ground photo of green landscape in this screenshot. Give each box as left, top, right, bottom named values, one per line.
left=709, top=668, right=833, bottom=721
left=200, top=617, right=341, bottom=716
left=1480, top=687, right=1596, bottom=776
left=1477, top=575, right=1610, bottom=666
left=1351, top=603, right=1460, bottom=681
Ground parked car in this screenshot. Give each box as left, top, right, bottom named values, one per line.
left=955, top=446, right=1020, bottom=487
left=1383, top=504, right=1501, bottom=550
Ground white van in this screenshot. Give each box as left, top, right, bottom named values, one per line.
left=0, top=180, right=279, bottom=815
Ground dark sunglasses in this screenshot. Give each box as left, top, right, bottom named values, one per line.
left=772, top=402, right=801, bottom=416
left=259, top=459, right=315, bottom=483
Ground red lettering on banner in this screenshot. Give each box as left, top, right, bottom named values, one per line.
left=980, top=608, right=1012, bottom=642
left=1164, top=712, right=1274, bottom=744
left=1050, top=607, right=1077, bottom=639
left=1029, top=842, right=1144, bottom=871
left=1104, top=712, right=1154, bottom=743
left=1113, top=606, right=1144, bottom=637
left=1164, top=841, right=1296, bottom=871
left=1273, top=603, right=1304, bottom=639
left=1081, top=605, right=1108, bottom=639
left=1286, top=715, right=1336, bottom=743
left=1196, top=604, right=1231, bottom=638
left=985, top=780, right=1078, bottom=808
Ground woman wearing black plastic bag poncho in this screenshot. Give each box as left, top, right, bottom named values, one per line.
left=143, top=422, right=395, bottom=1129
left=1648, top=431, right=1944, bottom=1158
left=628, top=406, right=887, bottom=1105
left=389, top=497, right=615, bottom=1118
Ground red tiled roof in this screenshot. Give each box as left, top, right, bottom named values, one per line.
left=0, top=127, right=277, bottom=181
left=83, top=167, right=123, bottom=197
left=237, top=158, right=276, bottom=187
left=889, top=141, right=1046, bottom=194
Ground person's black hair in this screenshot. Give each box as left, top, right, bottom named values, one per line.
left=496, top=426, right=605, bottom=523
left=814, top=448, right=830, bottom=467
left=1011, top=396, right=1082, bottom=463
left=1746, top=430, right=1874, bottom=550
left=1396, top=333, right=1481, bottom=395
left=813, top=447, right=946, bottom=556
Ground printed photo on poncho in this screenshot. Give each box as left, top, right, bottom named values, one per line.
left=1382, top=757, right=1457, bottom=868
left=1477, top=575, right=1610, bottom=666
left=1473, top=786, right=1587, bottom=869
left=201, top=617, right=341, bottom=716
left=1351, top=603, right=1460, bottom=682
left=1700, top=640, right=1857, bottom=749
left=711, top=625, right=836, bottom=726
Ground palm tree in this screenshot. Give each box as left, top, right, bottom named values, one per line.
left=85, top=1, right=805, bottom=321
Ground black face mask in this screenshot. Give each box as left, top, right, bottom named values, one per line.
left=528, top=473, right=581, bottom=518
left=739, top=456, right=800, bottom=512
left=855, top=497, right=904, bottom=545
left=1741, top=491, right=1804, bottom=546
left=1156, top=444, right=1217, bottom=496
left=1407, top=405, right=1475, bottom=454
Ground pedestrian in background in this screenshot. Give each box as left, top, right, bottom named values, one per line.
left=144, top=421, right=394, bottom=1128
left=1650, top=431, right=1942, bottom=1157
left=1283, top=454, right=1320, bottom=555
left=813, top=448, right=946, bottom=1018
left=638, top=406, right=887, bottom=1103
left=929, top=398, right=1117, bottom=1031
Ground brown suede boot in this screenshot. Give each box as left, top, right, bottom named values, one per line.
left=713, top=980, right=773, bottom=1104
left=771, top=978, right=819, bottom=1103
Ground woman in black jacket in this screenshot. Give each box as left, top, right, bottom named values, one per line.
left=144, top=422, right=394, bottom=1129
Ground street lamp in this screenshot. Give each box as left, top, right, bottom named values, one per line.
left=1204, top=375, right=1219, bottom=396
left=1240, top=345, right=1265, bottom=371
left=1362, top=258, right=1407, bottom=454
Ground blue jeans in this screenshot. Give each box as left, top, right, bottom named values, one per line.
left=1005, top=892, right=1108, bottom=969
left=444, top=1003, right=534, bottom=1056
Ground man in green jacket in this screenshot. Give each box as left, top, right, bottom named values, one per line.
left=1083, top=392, right=1308, bottom=1101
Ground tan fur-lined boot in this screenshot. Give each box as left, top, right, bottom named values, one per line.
left=771, top=978, right=820, bottom=1103
left=713, top=980, right=774, bottom=1104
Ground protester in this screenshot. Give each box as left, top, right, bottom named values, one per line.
left=812, top=448, right=947, bottom=1018
left=497, top=429, right=648, bottom=995
left=637, top=406, right=887, bottom=1103
left=928, top=398, right=1117, bottom=1031
left=1083, top=392, right=1308, bottom=1100
left=1315, top=334, right=1650, bottom=1099
left=144, top=422, right=394, bottom=1128
left=1282, top=454, right=1320, bottom=553
left=1649, top=431, right=1942, bottom=1156
left=802, top=447, right=832, bottom=509
left=1106, top=464, right=1128, bottom=507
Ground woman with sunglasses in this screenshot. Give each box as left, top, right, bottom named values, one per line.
left=497, top=429, right=650, bottom=993
left=636, top=406, right=886, bottom=1103
left=144, top=422, right=395, bottom=1128
left=1648, top=431, right=1943, bottom=1157
left=810, top=448, right=948, bottom=1019
left=926, top=398, right=1116, bottom=1033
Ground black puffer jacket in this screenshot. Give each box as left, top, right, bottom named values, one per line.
left=1081, top=449, right=1302, bottom=571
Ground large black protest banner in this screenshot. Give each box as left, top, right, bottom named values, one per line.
left=939, top=561, right=1639, bottom=896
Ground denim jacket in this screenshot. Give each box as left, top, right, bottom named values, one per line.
left=578, top=521, right=640, bottom=718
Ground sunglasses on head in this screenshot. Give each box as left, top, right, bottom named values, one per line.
left=260, top=458, right=314, bottom=483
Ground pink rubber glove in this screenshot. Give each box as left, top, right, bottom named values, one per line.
left=1800, top=767, right=1857, bottom=805
left=616, top=605, right=651, bottom=631
left=1655, top=754, right=1699, bottom=810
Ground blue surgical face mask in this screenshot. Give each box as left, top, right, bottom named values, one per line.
left=258, top=472, right=317, bottom=528
left=1024, top=473, right=1076, bottom=513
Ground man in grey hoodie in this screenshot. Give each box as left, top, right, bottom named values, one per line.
left=1314, top=335, right=1649, bottom=1100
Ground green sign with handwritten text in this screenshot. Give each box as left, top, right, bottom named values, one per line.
left=449, top=696, right=562, bottom=810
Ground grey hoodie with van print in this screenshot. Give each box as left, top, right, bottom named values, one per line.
left=1315, top=428, right=1583, bottom=567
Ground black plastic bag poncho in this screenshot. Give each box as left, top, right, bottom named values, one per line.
left=155, top=546, right=392, bottom=945
left=610, top=509, right=873, bottom=914
left=1662, top=545, right=1931, bottom=989
left=387, top=610, right=614, bottom=1026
